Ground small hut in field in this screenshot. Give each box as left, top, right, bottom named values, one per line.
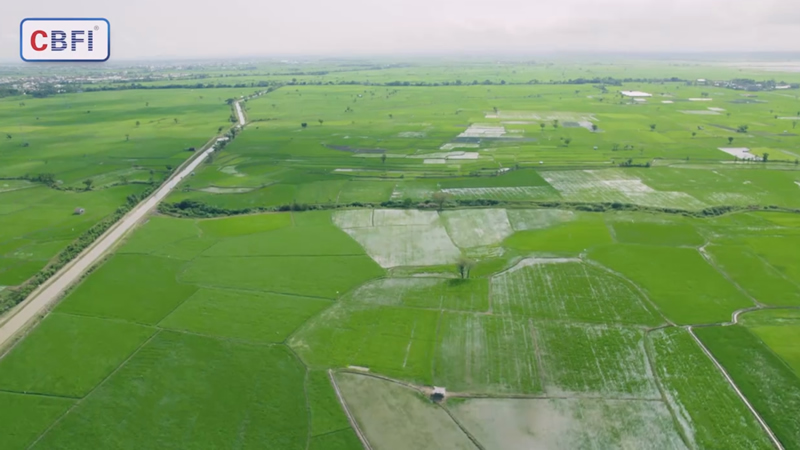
left=73, top=207, right=85, bottom=215
left=431, top=386, right=446, bottom=402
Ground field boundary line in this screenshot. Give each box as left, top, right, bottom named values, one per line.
left=302, top=368, right=312, bottom=450
left=328, top=369, right=373, bottom=450
left=698, top=243, right=763, bottom=307
left=437, top=404, right=486, bottom=450
left=642, top=328, right=695, bottom=450
left=27, top=329, right=163, bottom=449
left=0, top=388, right=80, bottom=401
left=583, top=257, right=676, bottom=327
left=687, top=326, right=784, bottom=450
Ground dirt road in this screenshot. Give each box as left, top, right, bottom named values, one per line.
left=0, top=102, right=244, bottom=350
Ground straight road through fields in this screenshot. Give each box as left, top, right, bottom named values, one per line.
left=0, top=102, right=245, bottom=349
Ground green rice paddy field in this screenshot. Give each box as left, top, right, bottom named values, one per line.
left=0, top=88, right=255, bottom=300
left=1, top=60, right=800, bottom=449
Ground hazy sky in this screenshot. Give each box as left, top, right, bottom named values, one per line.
left=2, top=0, right=798, bottom=60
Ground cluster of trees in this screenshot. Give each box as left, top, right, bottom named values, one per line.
left=618, top=159, right=651, bottom=168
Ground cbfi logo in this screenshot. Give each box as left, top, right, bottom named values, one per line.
left=20, top=18, right=110, bottom=62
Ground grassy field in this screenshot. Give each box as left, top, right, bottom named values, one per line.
left=695, top=325, right=800, bottom=449
left=647, top=327, right=773, bottom=449
left=0, top=88, right=249, bottom=297
left=3, top=59, right=800, bottom=449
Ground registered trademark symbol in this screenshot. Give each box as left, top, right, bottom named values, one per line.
left=94, top=26, right=99, bottom=31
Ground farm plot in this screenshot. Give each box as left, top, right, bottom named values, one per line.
left=0, top=313, right=154, bottom=398
left=647, top=327, right=773, bottom=449
left=739, top=309, right=800, bottom=375
left=506, top=209, right=575, bottom=231
left=202, top=225, right=365, bottom=257
left=441, top=209, right=514, bottom=248
left=33, top=332, right=309, bottom=450
left=159, top=288, right=331, bottom=343
left=695, top=325, right=800, bottom=449
left=0, top=392, right=74, bottom=449
left=441, top=186, right=554, bottom=201
left=120, top=217, right=200, bottom=255
left=306, top=370, right=356, bottom=438
left=198, top=212, right=293, bottom=238
left=589, top=244, right=753, bottom=324
left=503, top=214, right=612, bottom=253
left=490, top=259, right=662, bottom=326
left=434, top=313, right=541, bottom=394
left=704, top=244, right=800, bottom=306
left=179, top=255, right=383, bottom=299
left=334, top=372, right=477, bottom=450
left=346, top=277, right=489, bottom=312
left=290, top=304, right=438, bottom=384
left=449, top=397, right=686, bottom=450
left=337, top=220, right=461, bottom=267
left=536, top=323, right=658, bottom=398
left=56, top=254, right=198, bottom=325
left=609, top=218, right=705, bottom=247
left=542, top=170, right=707, bottom=210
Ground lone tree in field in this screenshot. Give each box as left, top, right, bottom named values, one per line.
left=381, top=153, right=387, bottom=164
left=432, top=191, right=450, bottom=211
left=301, top=122, right=308, bottom=128
left=82, top=179, right=93, bottom=191
left=692, top=132, right=697, bottom=138
left=540, top=123, right=546, bottom=132
left=649, top=124, right=656, bottom=132
left=737, top=125, right=748, bottom=133
left=564, top=138, right=572, bottom=146
left=592, top=124, right=598, bottom=132
left=173, top=118, right=178, bottom=124
left=456, top=256, right=475, bottom=279
left=125, top=134, right=129, bottom=141
left=318, top=119, right=324, bottom=125
left=728, top=137, right=735, bottom=145
left=552, top=119, right=559, bottom=129
left=166, top=165, right=173, bottom=171
left=763, top=153, right=769, bottom=162
left=135, top=121, right=140, bottom=128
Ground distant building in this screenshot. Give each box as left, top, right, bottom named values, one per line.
left=74, top=207, right=85, bottom=215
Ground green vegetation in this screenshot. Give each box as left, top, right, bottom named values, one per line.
left=34, top=332, right=309, bottom=449
left=589, top=244, right=753, bottom=324
left=434, top=313, right=541, bottom=394
left=696, top=325, right=800, bottom=448
left=647, top=327, right=773, bottom=449
left=0, top=88, right=246, bottom=311
left=503, top=215, right=613, bottom=253
left=159, top=288, right=331, bottom=343
left=0, top=393, right=73, bottom=449
left=3, top=59, right=800, bottom=449
left=57, top=254, right=198, bottom=324
left=739, top=309, right=800, bottom=374
left=0, top=313, right=154, bottom=397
